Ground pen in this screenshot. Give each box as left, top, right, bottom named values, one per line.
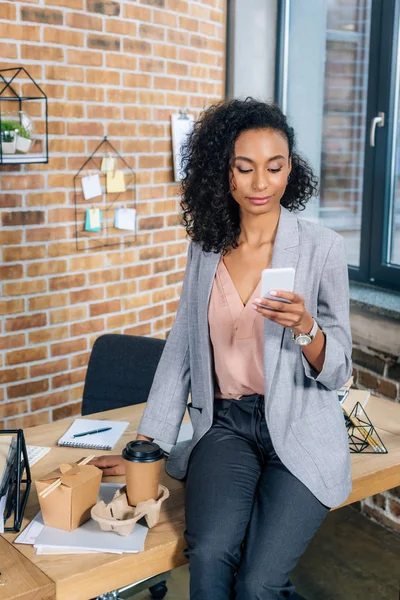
left=73, top=427, right=112, bottom=438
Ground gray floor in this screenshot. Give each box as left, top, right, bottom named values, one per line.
left=133, top=506, right=400, bottom=600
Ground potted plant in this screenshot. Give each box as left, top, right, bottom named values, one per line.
left=0, top=119, right=19, bottom=154
left=15, top=124, right=32, bottom=153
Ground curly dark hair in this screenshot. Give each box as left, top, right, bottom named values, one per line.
left=180, top=98, right=318, bottom=253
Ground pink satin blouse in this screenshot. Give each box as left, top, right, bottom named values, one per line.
left=208, top=259, right=264, bottom=399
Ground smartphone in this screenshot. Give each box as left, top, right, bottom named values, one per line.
left=256, top=267, right=295, bottom=307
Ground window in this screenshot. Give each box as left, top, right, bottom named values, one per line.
left=276, top=0, right=400, bottom=290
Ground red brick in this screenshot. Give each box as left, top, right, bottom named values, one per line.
left=21, top=44, right=63, bottom=61
left=0, top=298, right=24, bottom=317
left=1, top=3, right=17, bottom=19
left=70, top=318, right=105, bottom=336
left=29, top=293, right=68, bottom=311
left=87, top=33, right=120, bottom=50
left=139, top=275, right=165, bottom=291
left=51, top=338, right=87, bottom=357
left=153, top=258, right=175, bottom=274
left=87, top=0, right=120, bottom=15
left=0, top=188, right=17, bottom=211
left=1, top=175, right=44, bottom=191
left=43, top=27, right=84, bottom=46
left=107, top=312, right=137, bottom=329
left=67, top=121, right=104, bottom=136
left=50, top=306, right=87, bottom=325
left=123, top=4, right=152, bottom=20
left=124, top=323, right=151, bottom=336
left=6, top=346, right=47, bottom=366
left=45, top=0, right=83, bottom=6
left=7, top=412, right=50, bottom=429
left=31, top=390, right=70, bottom=412
left=70, top=287, right=104, bottom=304
left=71, top=351, right=90, bottom=369
left=139, top=305, right=164, bottom=322
left=0, top=264, right=23, bottom=280
left=52, top=402, right=81, bottom=421
left=122, top=293, right=151, bottom=310
left=0, top=334, right=26, bottom=351
left=106, top=281, right=135, bottom=298
left=5, top=313, right=46, bottom=333
left=66, top=12, right=102, bottom=30
left=89, top=299, right=121, bottom=317
left=26, top=191, right=66, bottom=206
left=2, top=210, right=45, bottom=226
left=67, top=49, right=103, bottom=67
left=0, top=367, right=27, bottom=385
left=21, top=6, right=63, bottom=24
left=29, top=325, right=69, bottom=344
left=3, top=279, right=47, bottom=297
left=0, top=231, right=23, bottom=245
left=89, top=268, right=121, bottom=285
left=8, top=379, right=49, bottom=400
left=49, top=274, right=86, bottom=291
left=0, top=23, right=40, bottom=42
left=86, top=68, right=120, bottom=85
left=46, top=65, right=84, bottom=82
left=30, top=358, right=69, bottom=379
left=52, top=369, right=85, bottom=389
left=0, top=401, right=29, bottom=419
left=139, top=23, right=165, bottom=41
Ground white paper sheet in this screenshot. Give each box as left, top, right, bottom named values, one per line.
left=15, top=484, right=148, bottom=555
left=171, top=113, right=194, bottom=181
left=81, top=174, right=102, bottom=200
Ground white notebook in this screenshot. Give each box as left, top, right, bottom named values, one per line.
left=58, top=419, right=129, bottom=451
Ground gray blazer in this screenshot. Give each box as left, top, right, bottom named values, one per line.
left=138, top=207, right=353, bottom=508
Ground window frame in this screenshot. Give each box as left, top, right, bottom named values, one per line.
left=275, top=0, right=400, bottom=292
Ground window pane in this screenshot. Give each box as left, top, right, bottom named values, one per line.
left=388, top=34, right=400, bottom=266
left=319, top=0, right=371, bottom=267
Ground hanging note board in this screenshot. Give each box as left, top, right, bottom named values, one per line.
left=171, top=112, right=195, bottom=182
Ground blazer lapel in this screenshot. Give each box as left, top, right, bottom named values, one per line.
left=198, top=249, right=220, bottom=418
left=263, top=207, right=300, bottom=405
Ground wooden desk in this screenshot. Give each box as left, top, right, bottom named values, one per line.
left=1, top=392, right=400, bottom=600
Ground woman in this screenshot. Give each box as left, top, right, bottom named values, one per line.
left=92, top=99, right=352, bottom=599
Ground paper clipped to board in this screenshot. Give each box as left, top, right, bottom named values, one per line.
left=81, top=174, right=102, bottom=200
left=171, top=112, right=195, bottom=181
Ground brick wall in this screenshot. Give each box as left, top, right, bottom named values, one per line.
left=351, top=313, right=400, bottom=533
left=0, top=0, right=226, bottom=427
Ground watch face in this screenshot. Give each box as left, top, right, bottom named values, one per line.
left=296, top=334, right=312, bottom=346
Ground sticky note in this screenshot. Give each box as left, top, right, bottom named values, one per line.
left=106, top=170, right=126, bottom=194
left=81, top=174, right=102, bottom=200
left=114, top=208, right=136, bottom=232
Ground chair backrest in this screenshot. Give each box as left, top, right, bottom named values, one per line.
left=81, top=334, right=166, bottom=416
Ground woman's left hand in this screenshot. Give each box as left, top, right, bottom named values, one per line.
left=253, top=290, right=314, bottom=335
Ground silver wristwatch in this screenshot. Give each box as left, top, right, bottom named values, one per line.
left=292, top=318, right=318, bottom=346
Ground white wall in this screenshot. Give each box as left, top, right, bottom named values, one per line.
left=226, top=0, right=277, bottom=102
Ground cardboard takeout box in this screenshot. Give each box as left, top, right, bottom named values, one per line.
left=36, top=462, right=102, bottom=531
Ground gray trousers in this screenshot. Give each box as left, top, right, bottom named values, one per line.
left=184, top=394, right=329, bottom=600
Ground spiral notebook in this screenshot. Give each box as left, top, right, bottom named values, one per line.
left=58, top=419, right=129, bottom=451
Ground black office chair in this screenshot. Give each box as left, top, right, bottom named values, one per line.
left=82, top=334, right=168, bottom=600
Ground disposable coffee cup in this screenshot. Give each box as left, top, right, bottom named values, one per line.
left=122, top=441, right=164, bottom=506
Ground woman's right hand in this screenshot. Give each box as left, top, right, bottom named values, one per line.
left=88, top=434, right=153, bottom=476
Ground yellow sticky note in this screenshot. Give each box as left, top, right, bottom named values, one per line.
left=106, top=170, right=126, bottom=193
left=101, top=156, right=115, bottom=172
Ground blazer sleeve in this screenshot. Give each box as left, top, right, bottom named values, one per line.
left=302, top=235, right=352, bottom=391
left=137, top=242, right=192, bottom=444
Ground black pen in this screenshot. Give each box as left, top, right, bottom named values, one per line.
left=73, top=427, right=112, bottom=438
